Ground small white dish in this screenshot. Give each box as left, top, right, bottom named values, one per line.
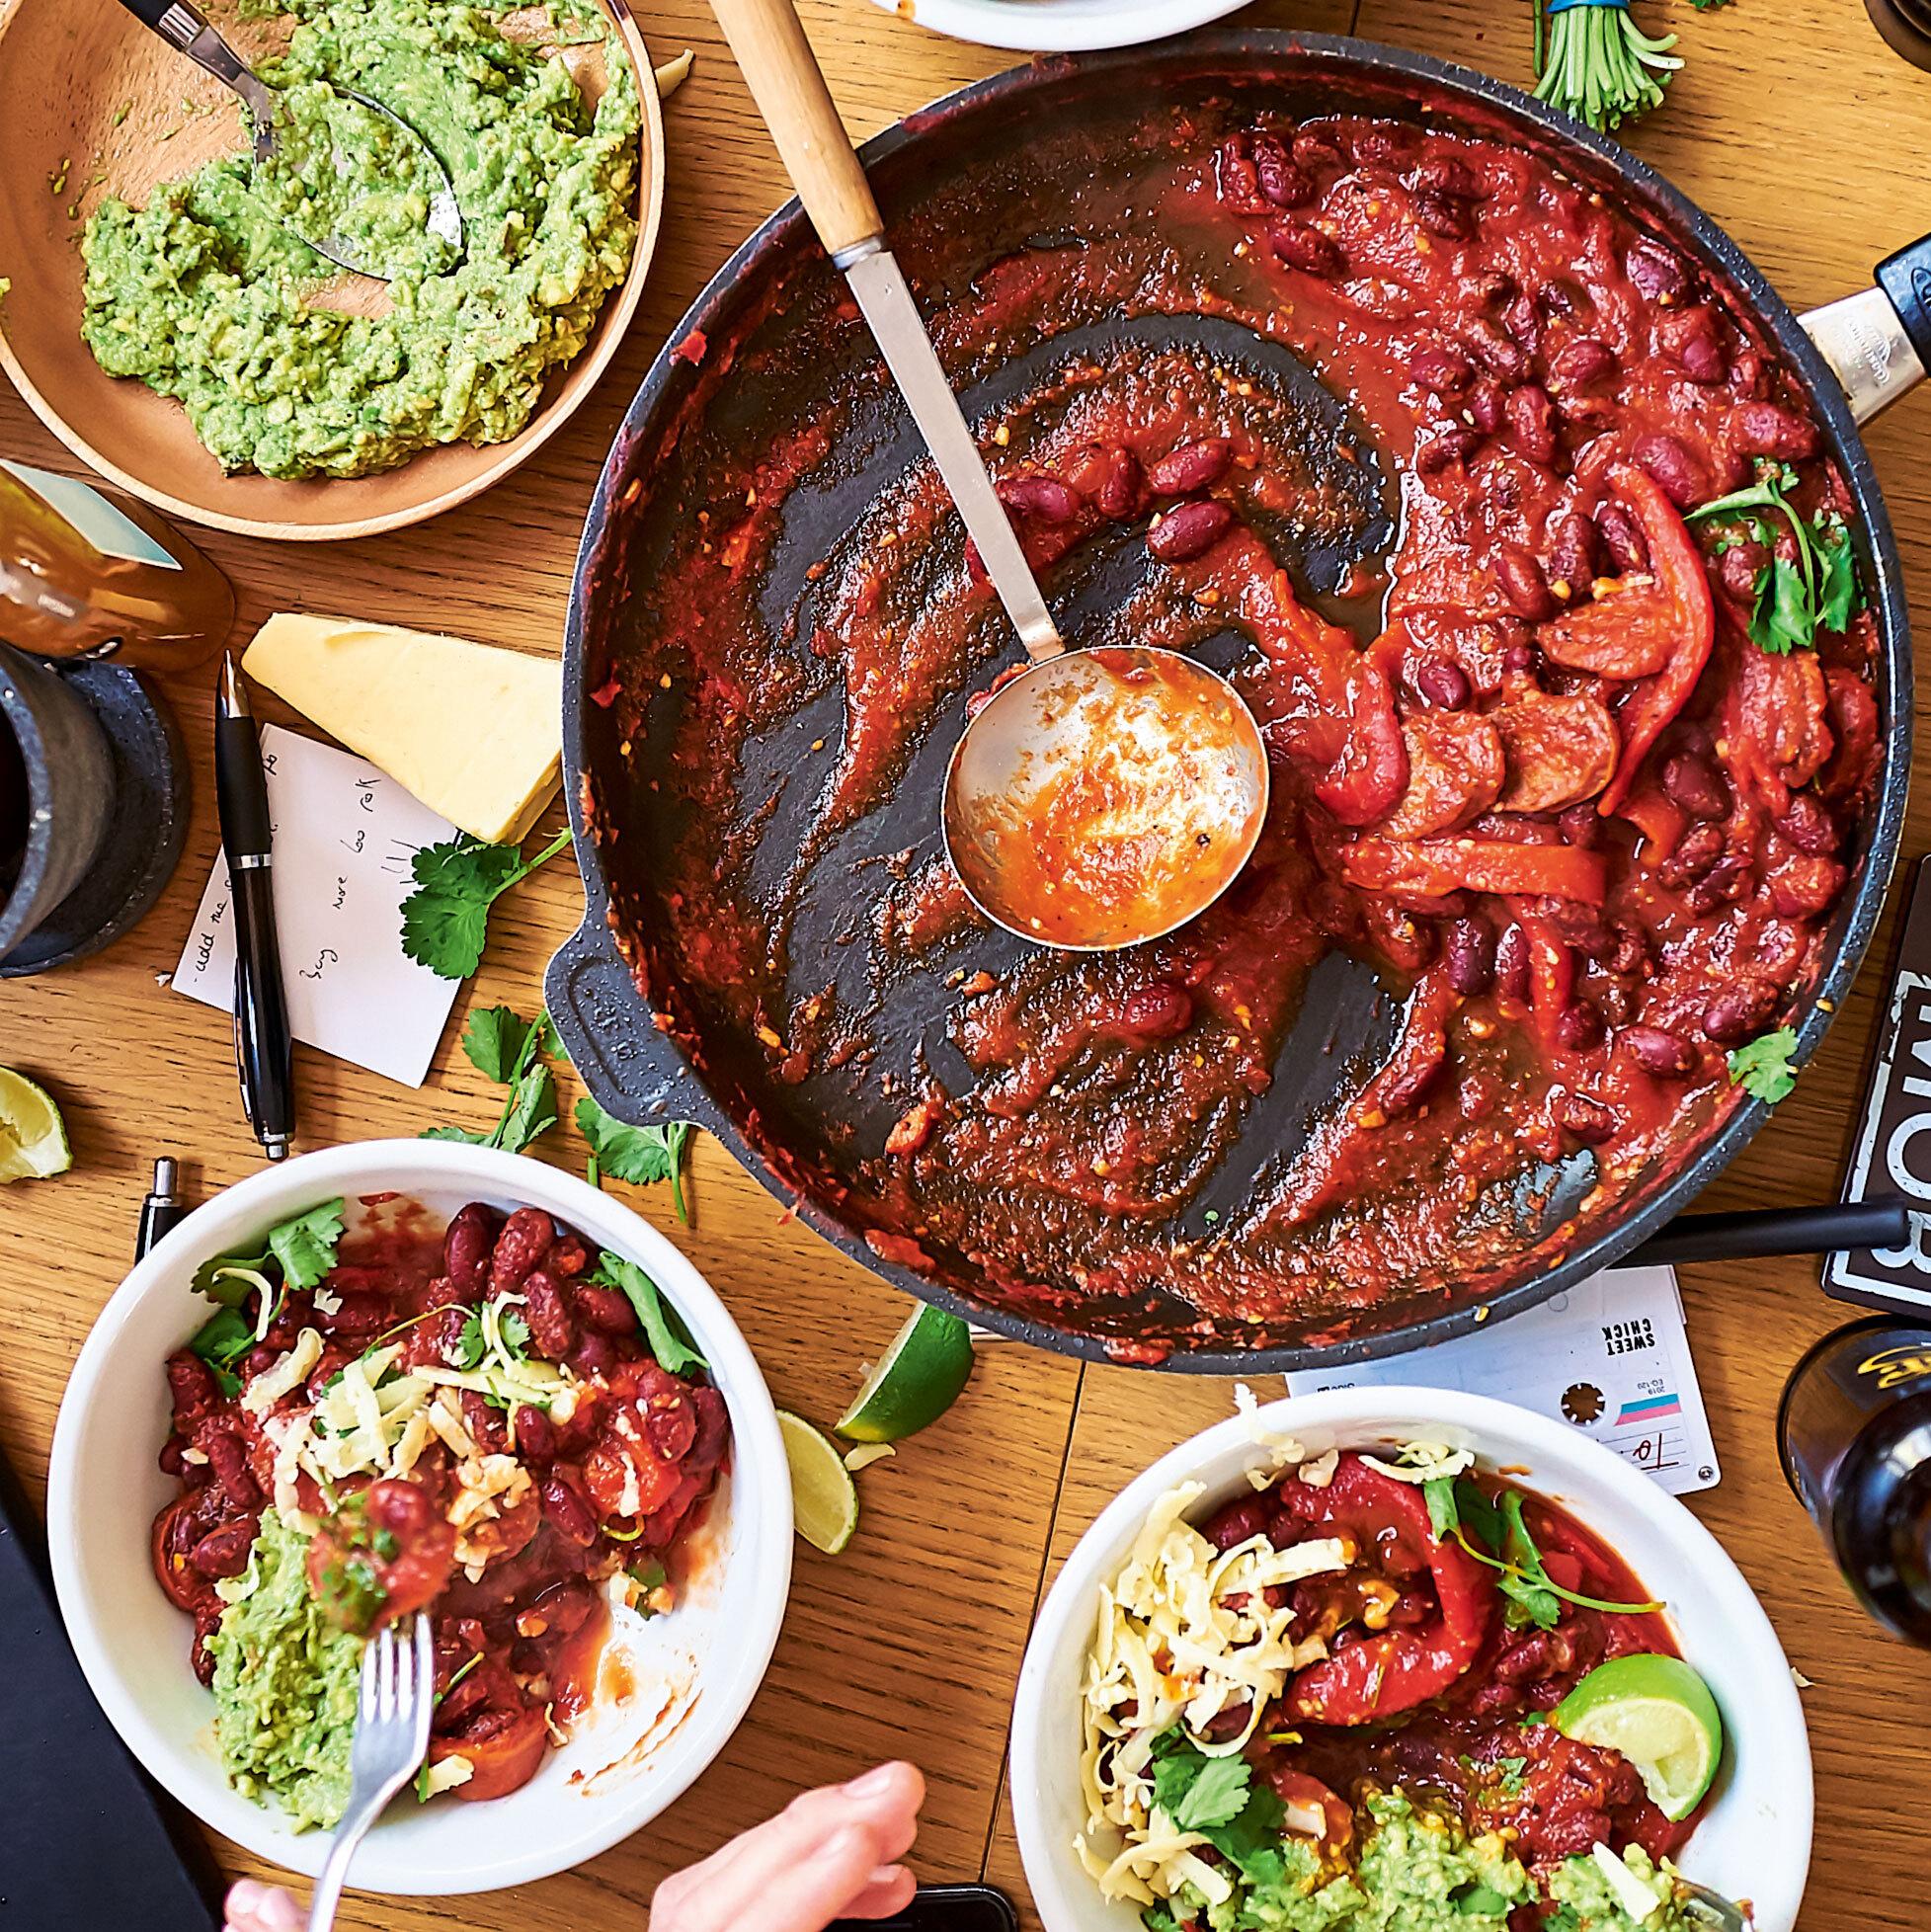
left=1009, top=1387, right=1811, bottom=1932
left=872, top=0, right=1248, bottom=54
left=48, top=1139, right=792, bottom=1894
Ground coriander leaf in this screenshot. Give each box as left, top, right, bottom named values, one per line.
left=190, top=1305, right=255, bottom=1375
left=587, top=1249, right=707, bottom=1375
left=1172, top=1754, right=1251, bottom=1831
left=461, top=1005, right=535, bottom=1084
left=399, top=826, right=573, bottom=981
left=1141, top=1910, right=1183, bottom=1932
left=1424, top=1476, right=1460, bottom=1540
left=1750, top=553, right=1810, bottom=656
left=1728, top=1025, right=1798, bottom=1104
left=454, top=1311, right=486, bottom=1371
left=420, top=1124, right=488, bottom=1145
left=489, top=1065, right=558, bottom=1155
left=1200, top=1783, right=1288, bottom=1881
left=574, top=1098, right=694, bottom=1222
left=1816, top=523, right=1860, bottom=633
left=267, top=1199, right=346, bottom=1291
left=1452, top=1476, right=1505, bottom=1553
left=499, top=1310, right=531, bottom=1361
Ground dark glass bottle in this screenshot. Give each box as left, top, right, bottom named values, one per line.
left=1778, top=1318, right=1931, bottom=1644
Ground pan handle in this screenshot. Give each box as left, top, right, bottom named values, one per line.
left=543, top=918, right=694, bottom=1122
left=1801, top=236, right=1931, bottom=425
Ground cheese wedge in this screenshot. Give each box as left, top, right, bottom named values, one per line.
left=241, top=612, right=563, bottom=844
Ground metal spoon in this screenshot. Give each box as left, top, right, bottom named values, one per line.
left=708, top=0, right=1270, bottom=951
left=117, top=0, right=462, bottom=281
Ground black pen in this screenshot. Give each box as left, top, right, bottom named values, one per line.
left=136, top=1157, right=191, bottom=1259
left=213, top=653, right=295, bottom=1161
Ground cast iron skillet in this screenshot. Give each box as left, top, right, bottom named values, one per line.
left=549, top=32, right=1922, bottom=1372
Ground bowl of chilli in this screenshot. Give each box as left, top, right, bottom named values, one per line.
left=47, top=1140, right=792, bottom=1894
left=1009, top=1388, right=1810, bottom=1932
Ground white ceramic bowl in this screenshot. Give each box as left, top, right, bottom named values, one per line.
left=1011, top=1388, right=1811, bottom=1932
left=48, top=1140, right=793, bottom=1893
left=871, top=0, right=1246, bottom=53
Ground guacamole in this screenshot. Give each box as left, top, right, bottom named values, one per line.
left=206, top=1508, right=362, bottom=1831
left=80, top=0, right=640, bottom=478
left=1544, top=1845, right=1697, bottom=1932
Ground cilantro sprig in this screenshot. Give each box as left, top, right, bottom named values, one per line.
left=587, top=1249, right=707, bottom=1377
left=422, top=1006, right=559, bottom=1156
left=401, top=826, right=574, bottom=981
left=187, top=1199, right=347, bottom=1393
left=1690, top=461, right=1863, bottom=656
left=576, top=1099, right=692, bottom=1221
left=1143, top=1731, right=1300, bottom=1897
left=1727, top=1024, right=1799, bottom=1104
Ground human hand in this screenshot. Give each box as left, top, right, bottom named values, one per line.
left=650, top=1760, right=926, bottom=1931
left=223, top=1878, right=301, bottom=1932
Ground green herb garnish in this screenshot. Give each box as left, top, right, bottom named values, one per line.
left=400, top=826, right=573, bottom=981
left=586, top=1250, right=706, bottom=1376
left=1728, top=1024, right=1799, bottom=1104
left=1690, top=461, right=1864, bottom=656
left=1532, top=0, right=1681, bottom=133
left=423, top=1006, right=557, bottom=1155
left=574, top=1100, right=693, bottom=1222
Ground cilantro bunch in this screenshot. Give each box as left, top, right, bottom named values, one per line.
left=1531, top=0, right=1681, bottom=132
left=188, top=1199, right=347, bottom=1394
left=1690, top=462, right=1863, bottom=657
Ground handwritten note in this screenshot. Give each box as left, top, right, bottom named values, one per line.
left=170, top=725, right=461, bottom=1087
left=1284, top=1265, right=1722, bottom=1496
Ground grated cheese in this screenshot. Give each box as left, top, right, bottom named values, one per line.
left=241, top=1328, right=324, bottom=1415
left=420, top=1754, right=474, bottom=1798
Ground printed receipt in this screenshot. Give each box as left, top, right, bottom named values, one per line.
left=1284, top=1265, right=1723, bottom=1496
left=169, top=724, right=461, bottom=1087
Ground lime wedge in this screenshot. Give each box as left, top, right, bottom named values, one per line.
left=1550, top=1653, right=1724, bottom=1821
left=0, top=1069, right=72, bottom=1184
left=835, top=1302, right=974, bottom=1443
left=778, top=1409, right=859, bottom=1554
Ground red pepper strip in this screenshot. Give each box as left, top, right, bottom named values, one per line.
left=1595, top=469, right=1717, bottom=817
left=1504, top=899, right=1575, bottom=1052
left=1341, top=837, right=1607, bottom=904
left=1277, top=1455, right=1494, bottom=1724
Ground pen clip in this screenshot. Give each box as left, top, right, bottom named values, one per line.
left=232, top=952, right=258, bottom=1133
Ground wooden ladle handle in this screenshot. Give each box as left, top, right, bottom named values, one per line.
left=708, top=0, right=883, bottom=260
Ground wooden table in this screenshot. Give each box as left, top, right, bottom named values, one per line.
left=4, top=0, right=1928, bottom=1924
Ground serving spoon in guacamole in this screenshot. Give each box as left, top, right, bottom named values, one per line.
left=115, top=0, right=462, bottom=281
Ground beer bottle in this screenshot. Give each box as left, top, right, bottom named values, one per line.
left=1778, top=1317, right=1931, bottom=1644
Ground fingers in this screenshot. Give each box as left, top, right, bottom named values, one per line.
left=224, top=1881, right=302, bottom=1932
left=834, top=1865, right=919, bottom=1921
left=651, top=1762, right=925, bottom=1932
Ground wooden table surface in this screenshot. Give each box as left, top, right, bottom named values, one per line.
left=4, top=0, right=1929, bottom=1925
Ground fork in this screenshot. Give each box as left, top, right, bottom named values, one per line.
left=307, top=1613, right=437, bottom=1932
left=1681, top=1880, right=1753, bottom=1930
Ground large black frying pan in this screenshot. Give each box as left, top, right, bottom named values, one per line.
left=549, top=33, right=1920, bottom=1372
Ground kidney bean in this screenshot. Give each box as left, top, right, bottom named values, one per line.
left=575, top=1281, right=639, bottom=1336
left=1550, top=338, right=1616, bottom=391
left=1627, top=241, right=1689, bottom=303
left=443, top=1202, right=497, bottom=1297
left=1415, top=426, right=1483, bottom=475
left=1596, top=980, right=1637, bottom=1027
left=1292, top=124, right=1347, bottom=171
left=1094, top=445, right=1144, bottom=518
left=1149, top=438, right=1234, bottom=494
left=1408, top=339, right=1474, bottom=395
left=1658, top=820, right=1726, bottom=887
left=1351, top=123, right=1417, bottom=166
left=461, top=1390, right=509, bottom=1457
left=159, top=1437, right=188, bottom=1478
left=1464, top=319, right=1528, bottom=381
left=1556, top=1001, right=1606, bottom=1051
left=1733, top=400, right=1820, bottom=459
left=1701, top=982, right=1779, bottom=1045
left=1444, top=918, right=1497, bottom=996
left=1661, top=752, right=1729, bottom=821
left=1551, top=1089, right=1617, bottom=1145
left=1716, top=537, right=1767, bottom=603
left=190, top=1521, right=259, bottom=1579
left=997, top=474, right=1081, bottom=523
left=1501, top=292, right=1543, bottom=358
left=1214, top=134, right=1264, bottom=210
left=523, top=1268, right=578, bottom=1361
left=1495, top=541, right=1557, bottom=620
left=1503, top=384, right=1557, bottom=467
left=1253, top=136, right=1314, bottom=207
left=1468, top=379, right=1506, bottom=434
left=539, top=1473, right=599, bottom=1548
left=1409, top=153, right=1482, bottom=201
left=1634, top=433, right=1703, bottom=508
left=1677, top=323, right=1728, bottom=385
left=1502, top=641, right=1538, bottom=674
left=1413, top=188, right=1475, bottom=241
left=1413, top=657, right=1472, bottom=710
left=1495, top=924, right=1531, bottom=1002
left=204, top=1429, right=260, bottom=1509
left=422, top=1273, right=467, bottom=1312
left=548, top=1233, right=591, bottom=1279
left=568, top=1331, right=617, bottom=1378
left=1684, top=853, right=1752, bottom=915
left=1147, top=499, right=1233, bottom=562
left=1778, top=793, right=1841, bottom=854
left=647, top=1391, right=700, bottom=1463
left=530, top=1578, right=600, bottom=1640
left=1545, top=513, right=1598, bottom=601
left=166, top=1351, right=219, bottom=1429
left=1270, top=219, right=1344, bottom=278
left=406, top=1305, right=470, bottom=1372
left=328, top=1292, right=389, bottom=1338
left=1595, top=501, right=1650, bottom=574
left=490, top=1207, right=554, bottom=1293
left=512, top=1406, right=557, bottom=1464
left=1557, top=802, right=1601, bottom=848
left=1622, top=1025, right=1697, bottom=1078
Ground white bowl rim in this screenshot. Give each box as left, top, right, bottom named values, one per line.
left=869, top=0, right=1247, bottom=54
left=46, top=1138, right=793, bottom=1892
left=1009, top=1385, right=1812, bottom=1932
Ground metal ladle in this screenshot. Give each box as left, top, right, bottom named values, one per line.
left=709, top=0, right=1270, bottom=952
left=117, top=0, right=462, bottom=281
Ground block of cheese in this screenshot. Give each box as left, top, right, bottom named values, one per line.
left=242, top=613, right=563, bottom=845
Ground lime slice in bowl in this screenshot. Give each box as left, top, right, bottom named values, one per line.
left=1550, top=1652, right=1724, bottom=1821
left=835, top=1302, right=974, bottom=1443
left=779, top=1409, right=859, bottom=1554
left=0, top=1069, right=72, bottom=1183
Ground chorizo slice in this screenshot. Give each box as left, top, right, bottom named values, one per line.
left=1736, top=648, right=1834, bottom=793
left=1491, top=691, right=1620, bottom=814
left=1537, top=576, right=1677, bottom=678
left=1382, top=710, right=1506, bottom=838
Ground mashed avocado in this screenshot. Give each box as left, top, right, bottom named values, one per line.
left=80, top=0, right=639, bottom=478
left=206, top=1508, right=362, bottom=1831
left=1543, top=1845, right=1697, bottom=1932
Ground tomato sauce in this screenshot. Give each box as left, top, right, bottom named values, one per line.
left=593, top=104, right=1878, bottom=1348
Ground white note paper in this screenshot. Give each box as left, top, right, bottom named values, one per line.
left=1283, top=1265, right=1721, bottom=1495
left=170, top=724, right=461, bottom=1087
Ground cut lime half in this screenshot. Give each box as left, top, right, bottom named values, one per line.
left=835, top=1302, right=974, bottom=1443
left=1550, top=1652, right=1723, bottom=1821
left=0, top=1069, right=72, bottom=1184
left=778, top=1409, right=859, bottom=1554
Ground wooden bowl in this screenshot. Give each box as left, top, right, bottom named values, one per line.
left=0, top=0, right=666, bottom=541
